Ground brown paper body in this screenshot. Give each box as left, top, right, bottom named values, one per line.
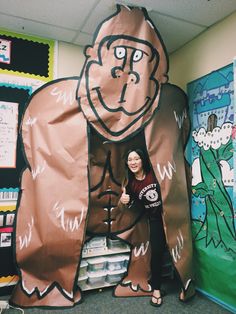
left=10, top=6, right=194, bottom=308
left=10, top=78, right=89, bottom=306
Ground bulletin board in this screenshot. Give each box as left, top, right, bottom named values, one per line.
left=0, top=29, right=55, bottom=295
left=0, top=29, right=55, bottom=80
left=187, top=63, right=236, bottom=312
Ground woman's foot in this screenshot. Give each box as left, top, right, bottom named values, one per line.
left=150, top=289, right=163, bottom=307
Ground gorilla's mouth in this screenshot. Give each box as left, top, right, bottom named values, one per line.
left=92, top=86, right=151, bottom=116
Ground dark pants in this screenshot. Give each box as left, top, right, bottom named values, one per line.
left=149, top=217, right=166, bottom=290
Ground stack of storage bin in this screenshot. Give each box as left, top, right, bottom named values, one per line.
left=78, top=254, right=130, bottom=289
left=82, top=236, right=107, bottom=256
left=78, top=237, right=174, bottom=290
left=106, top=255, right=129, bottom=283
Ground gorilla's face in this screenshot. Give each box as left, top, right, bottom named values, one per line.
left=82, top=36, right=160, bottom=138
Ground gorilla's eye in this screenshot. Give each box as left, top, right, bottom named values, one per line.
left=115, top=47, right=126, bottom=59
left=133, top=50, right=143, bottom=62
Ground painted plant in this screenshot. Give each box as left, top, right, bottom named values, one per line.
left=188, top=65, right=236, bottom=311
left=192, top=119, right=236, bottom=252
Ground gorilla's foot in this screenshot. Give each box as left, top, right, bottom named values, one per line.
left=179, top=280, right=196, bottom=302
left=10, top=283, right=82, bottom=308
left=114, top=282, right=152, bottom=297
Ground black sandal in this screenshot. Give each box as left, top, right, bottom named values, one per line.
left=150, top=295, right=163, bottom=307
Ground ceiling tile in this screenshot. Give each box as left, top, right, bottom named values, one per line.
left=149, top=11, right=206, bottom=53
left=73, top=32, right=94, bottom=47
left=0, top=0, right=235, bottom=52
left=0, top=13, right=77, bottom=42
left=0, top=0, right=98, bottom=29
left=81, top=0, right=117, bottom=34
left=121, top=0, right=236, bottom=26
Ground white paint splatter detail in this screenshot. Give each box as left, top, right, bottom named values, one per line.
left=131, top=284, right=138, bottom=291
left=62, top=289, right=73, bottom=299
left=122, top=4, right=131, bottom=11
left=50, top=86, right=74, bottom=106
left=171, top=230, right=184, bottom=263
left=172, top=247, right=180, bottom=263
left=39, top=285, right=50, bottom=296
left=156, top=160, right=176, bottom=181
left=147, top=19, right=154, bottom=29
left=133, top=241, right=149, bottom=257
left=123, top=280, right=131, bottom=285
left=19, top=217, right=34, bottom=250
left=31, top=160, right=46, bottom=180
left=185, top=279, right=192, bottom=290
left=25, top=116, right=37, bottom=126
left=122, top=281, right=152, bottom=292
left=53, top=202, right=84, bottom=232
left=21, top=280, right=35, bottom=294
left=174, top=109, right=187, bottom=129
left=21, top=280, right=50, bottom=296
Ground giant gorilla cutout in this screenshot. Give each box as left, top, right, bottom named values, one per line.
left=10, top=5, right=195, bottom=308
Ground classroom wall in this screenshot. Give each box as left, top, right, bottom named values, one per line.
left=57, top=41, right=85, bottom=79
left=57, top=11, right=236, bottom=89
left=169, top=11, right=236, bottom=91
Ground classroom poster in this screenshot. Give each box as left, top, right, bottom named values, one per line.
left=0, top=101, right=18, bottom=168
left=187, top=63, right=236, bottom=312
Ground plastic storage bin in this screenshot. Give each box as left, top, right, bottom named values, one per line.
left=86, top=236, right=107, bottom=249
left=106, top=255, right=128, bottom=271
left=78, top=275, right=88, bottom=289
left=107, top=238, right=127, bottom=249
left=79, top=259, right=88, bottom=277
left=87, top=270, right=107, bottom=286
left=106, top=269, right=126, bottom=284
left=123, top=255, right=130, bottom=268
left=87, top=257, right=106, bottom=272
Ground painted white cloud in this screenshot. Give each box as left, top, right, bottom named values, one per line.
left=192, top=158, right=202, bottom=186
left=192, top=122, right=232, bottom=150
left=219, top=160, right=234, bottom=186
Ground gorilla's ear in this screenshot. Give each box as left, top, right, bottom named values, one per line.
left=84, top=45, right=97, bottom=60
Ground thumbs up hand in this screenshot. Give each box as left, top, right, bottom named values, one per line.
left=120, top=187, right=130, bottom=205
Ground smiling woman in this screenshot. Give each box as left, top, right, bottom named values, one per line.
left=120, top=148, right=166, bottom=307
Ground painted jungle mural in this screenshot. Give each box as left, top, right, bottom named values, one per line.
left=187, top=63, right=236, bottom=311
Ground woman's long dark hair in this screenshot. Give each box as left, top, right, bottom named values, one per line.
left=123, top=149, right=151, bottom=186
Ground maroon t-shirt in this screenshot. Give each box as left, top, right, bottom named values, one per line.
left=127, top=171, right=163, bottom=220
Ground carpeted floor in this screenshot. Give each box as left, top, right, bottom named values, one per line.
left=1, top=278, right=234, bottom=314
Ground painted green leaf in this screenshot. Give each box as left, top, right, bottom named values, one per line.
left=192, top=182, right=214, bottom=197
left=217, top=141, right=233, bottom=161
